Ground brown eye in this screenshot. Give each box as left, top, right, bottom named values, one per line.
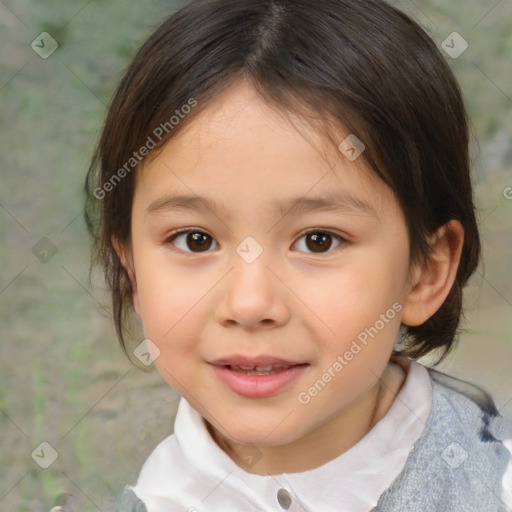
left=168, top=230, right=218, bottom=253
left=307, top=233, right=332, bottom=252
left=293, top=231, right=344, bottom=254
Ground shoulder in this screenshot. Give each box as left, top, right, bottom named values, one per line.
left=427, top=367, right=512, bottom=443
left=131, top=433, right=187, bottom=497
left=120, top=429, right=206, bottom=509
left=113, top=434, right=182, bottom=511
left=374, top=366, right=512, bottom=512
left=428, top=367, right=501, bottom=415
left=114, top=486, right=148, bottom=512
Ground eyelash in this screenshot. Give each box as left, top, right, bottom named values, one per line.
left=165, top=228, right=347, bottom=254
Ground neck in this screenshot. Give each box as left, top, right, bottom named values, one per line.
left=207, top=360, right=406, bottom=475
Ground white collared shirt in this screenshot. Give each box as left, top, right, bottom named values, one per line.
left=130, top=359, right=512, bottom=511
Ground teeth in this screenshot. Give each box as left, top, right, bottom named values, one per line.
left=228, top=364, right=292, bottom=374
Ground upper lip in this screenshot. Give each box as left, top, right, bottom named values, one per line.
left=209, top=355, right=307, bottom=368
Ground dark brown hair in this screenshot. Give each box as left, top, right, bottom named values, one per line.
left=84, top=0, right=481, bottom=363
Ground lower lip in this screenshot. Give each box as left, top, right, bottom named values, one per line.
left=210, top=364, right=308, bottom=398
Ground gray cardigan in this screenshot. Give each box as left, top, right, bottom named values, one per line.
left=115, top=368, right=511, bottom=511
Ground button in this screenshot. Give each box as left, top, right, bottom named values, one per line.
left=277, top=488, right=292, bottom=509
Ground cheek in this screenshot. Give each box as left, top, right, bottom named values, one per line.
left=305, top=258, right=401, bottom=328
left=134, top=255, right=209, bottom=344
left=140, top=285, right=205, bottom=342
left=142, top=288, right=206, bottom=392
left=303, top=257, right=404, bottom=374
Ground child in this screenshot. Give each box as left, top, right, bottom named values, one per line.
left=84, top=0, right=512, bottom=510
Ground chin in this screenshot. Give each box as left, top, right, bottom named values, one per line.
left=221, top=419, right=303, bottom=448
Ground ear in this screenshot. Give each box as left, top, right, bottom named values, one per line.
left=112, top=236, right=141, bottom=317
left=401, top=220, right=464, bottom=326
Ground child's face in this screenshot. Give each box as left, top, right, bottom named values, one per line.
left=127, top=80, right=415, bottom=453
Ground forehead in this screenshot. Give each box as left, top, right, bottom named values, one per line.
left=136, top=80, right=397, bottom=220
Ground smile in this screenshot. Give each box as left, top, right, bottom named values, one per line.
left=209, top=360, right=309, bottom=398
left=228, top=364, right=292, bottom=375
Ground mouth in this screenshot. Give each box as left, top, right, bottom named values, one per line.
left=224, top=364, right=299, bottom=375
left=208, top=355, right=309, bottom=398
left=209, top=355, right=308, bottom=374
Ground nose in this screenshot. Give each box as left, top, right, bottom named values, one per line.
left=214, top=250, right=291, bottom=330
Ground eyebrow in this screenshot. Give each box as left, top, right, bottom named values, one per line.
left=145, top=191, right=379, bottom=219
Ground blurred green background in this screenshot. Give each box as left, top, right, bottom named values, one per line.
left=1, top=0, right=511, bottom=510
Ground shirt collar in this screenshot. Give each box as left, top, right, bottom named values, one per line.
left=135, top=357, right=432, bottom=511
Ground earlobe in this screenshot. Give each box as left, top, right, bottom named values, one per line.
left=401, top=220, right=464, bottom=327
left=111, top=236, right=142, bottom=318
